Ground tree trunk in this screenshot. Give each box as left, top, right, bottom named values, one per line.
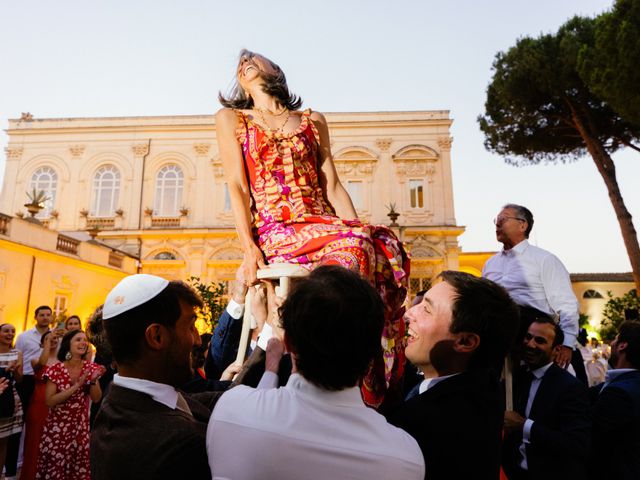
left=570, top=105, right=640, bottom=293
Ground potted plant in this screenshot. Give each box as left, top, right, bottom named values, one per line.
left=24, top=189, right=49, bottom=218
left=386, top=202, right=400, bottom=227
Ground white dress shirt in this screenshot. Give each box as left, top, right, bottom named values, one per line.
left=417, top=372, right=461, bottom=394
left=225, top=298, right=244, bottom=320
left=207, top=373, right=425, bottom=480
left=519, top=362, right=553, bottom=469
left=482, top=240, right=579, bottom=347
left=112, top=374, right=188, bottom=412
left=15, top=327, right=45, bottom=376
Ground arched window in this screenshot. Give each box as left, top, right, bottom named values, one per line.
left=91, top=165, right=121, bottom=217
left=29, top=167, right=58, bottom=217
left=154, top=251, right=177, bottom=260
left=154, top=164, right=183, bottom=217
left=583, top=289, right=604, bottom=299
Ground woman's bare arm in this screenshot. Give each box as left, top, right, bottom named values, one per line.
left=45, top=371, right=88, bottom=407
left=310, top=111, right=358, bottom=220
left=216, top=108, right=266, bottom=283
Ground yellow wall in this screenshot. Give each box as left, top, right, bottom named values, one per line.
left=0, top=239, right=135, bottom=334
left=0, top=215, right=137, bottom=334
left=458, top=251, right=494, bottom=277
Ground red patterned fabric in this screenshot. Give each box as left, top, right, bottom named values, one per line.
left=35, top=361, right=106, bottom=480
left=236, top=110, right=410, bottom=408
left=21, top=364, right=55, bottom=480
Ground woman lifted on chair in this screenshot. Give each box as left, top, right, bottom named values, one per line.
left=215, top=49, right=409, bottom=410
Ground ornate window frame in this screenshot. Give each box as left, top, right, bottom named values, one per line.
left=332, top=146, right=378, bottom=218
left=154, top=164, right=184, bottom=217
left=392, top=145, right=438, bottom=222
left=91, top=164, right=121, bottom=218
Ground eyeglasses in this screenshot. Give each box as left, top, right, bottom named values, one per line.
left=493, top=216, right=525, bottom=225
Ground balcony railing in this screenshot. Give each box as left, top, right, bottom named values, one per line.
left=56, top=234, right=80, bottom=255
left=87, top=217, right=115, bottom=229
left=0, top=213, right=10, bottom=236
left=151, top=217, right=180, bottom=228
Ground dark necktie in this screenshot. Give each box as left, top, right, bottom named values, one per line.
left=405, top=382, right=422, bottom=401
left=515, top=371, right=534, bottom=416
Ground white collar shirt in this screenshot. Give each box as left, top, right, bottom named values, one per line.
left=207, top=373, right=425, bottom=480
left=519, top=362, right=554, bottom=470
left=112, top=374, right=180, bottom=411
left=15, top=327, right=45, bottom=375
left=482, top=240, right=579, bottom=347
left=418, top=372, right=461, bottom=394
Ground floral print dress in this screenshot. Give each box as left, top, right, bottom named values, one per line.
left=236, top=109, right=410, bottom=409
left=35, top=360, right=105, bottom=480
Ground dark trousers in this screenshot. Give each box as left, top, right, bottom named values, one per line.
left=571, top=348, right=588, bottom=385
left=5, top=375, right=37, bottom=475
left=17, top=375, right=35, bottom=412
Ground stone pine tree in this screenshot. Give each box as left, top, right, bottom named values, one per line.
left=478, top=16, right=640, bottom=293
left=578, top=0, right=640, bottom=129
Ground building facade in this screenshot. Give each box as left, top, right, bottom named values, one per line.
left=1, top=110, right=465, bottom=296
left=571, top=272, right=636, bottom=333
left=0, top=213, right=137, bottom=333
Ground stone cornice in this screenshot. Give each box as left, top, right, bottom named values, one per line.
left=7, top=110, right=452, bottom=136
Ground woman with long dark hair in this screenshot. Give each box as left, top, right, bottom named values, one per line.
left=216, top=50, right=409, bottom=409
left=35, top=330, right=105, bottom=480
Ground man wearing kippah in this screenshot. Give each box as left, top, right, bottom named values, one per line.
left=91, top=274, right=217, bottom=480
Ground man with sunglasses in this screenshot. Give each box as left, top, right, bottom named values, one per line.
left=482, top=204, right=580, bottom=373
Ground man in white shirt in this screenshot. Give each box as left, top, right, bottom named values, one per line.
left=15, top=305, right=53, bottom=410
left=91, top=274, right=217, bottom=480
left=207, top=265, right=425, bottom=480
left=502, top=317, right=590, bottom=480
left=483, top=204, right=580, bottom=373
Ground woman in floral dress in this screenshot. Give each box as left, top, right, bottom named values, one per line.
left=35, top=330, right=105, bottom=480
left=216, top=50, right=410, bottom=409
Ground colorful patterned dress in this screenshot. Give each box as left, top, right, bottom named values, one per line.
left=0, top=349, right=23, bottom=438
left=235, top=109, right=410, bottom=409
left=35, top=361, right=105, bottom=480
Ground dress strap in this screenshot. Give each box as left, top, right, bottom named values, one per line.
left=304, top=109, right=322, bottom=146
left=233, top=109, right=249, bottom=145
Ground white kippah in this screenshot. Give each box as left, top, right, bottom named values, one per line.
left=103, top=274, right=169, bottom=319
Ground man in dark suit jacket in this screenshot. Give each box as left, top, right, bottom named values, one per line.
left=91, top=274, right=217, bottom=480
left=387, top=271, right=520, bottom=480
left=502, top=317, right=590, bottom=480
left=203, top=270, right=248, bottom=380
left=590, top=320, right=640, bottom=480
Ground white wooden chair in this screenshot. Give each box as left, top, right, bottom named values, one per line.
left=234, top=263, right=309, bottom=365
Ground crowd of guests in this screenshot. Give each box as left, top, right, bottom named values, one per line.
left=1, top=265, right=638, bottom=479
left=0, top=311, right=105, bottom=480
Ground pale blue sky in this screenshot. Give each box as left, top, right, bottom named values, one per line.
left=1, top=0, right=637, bottom=273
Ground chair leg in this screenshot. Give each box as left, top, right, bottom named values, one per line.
left=235, top=287, right=253, bottom=365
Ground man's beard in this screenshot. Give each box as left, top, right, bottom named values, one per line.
left=164, top=350, right=193, bottom=388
